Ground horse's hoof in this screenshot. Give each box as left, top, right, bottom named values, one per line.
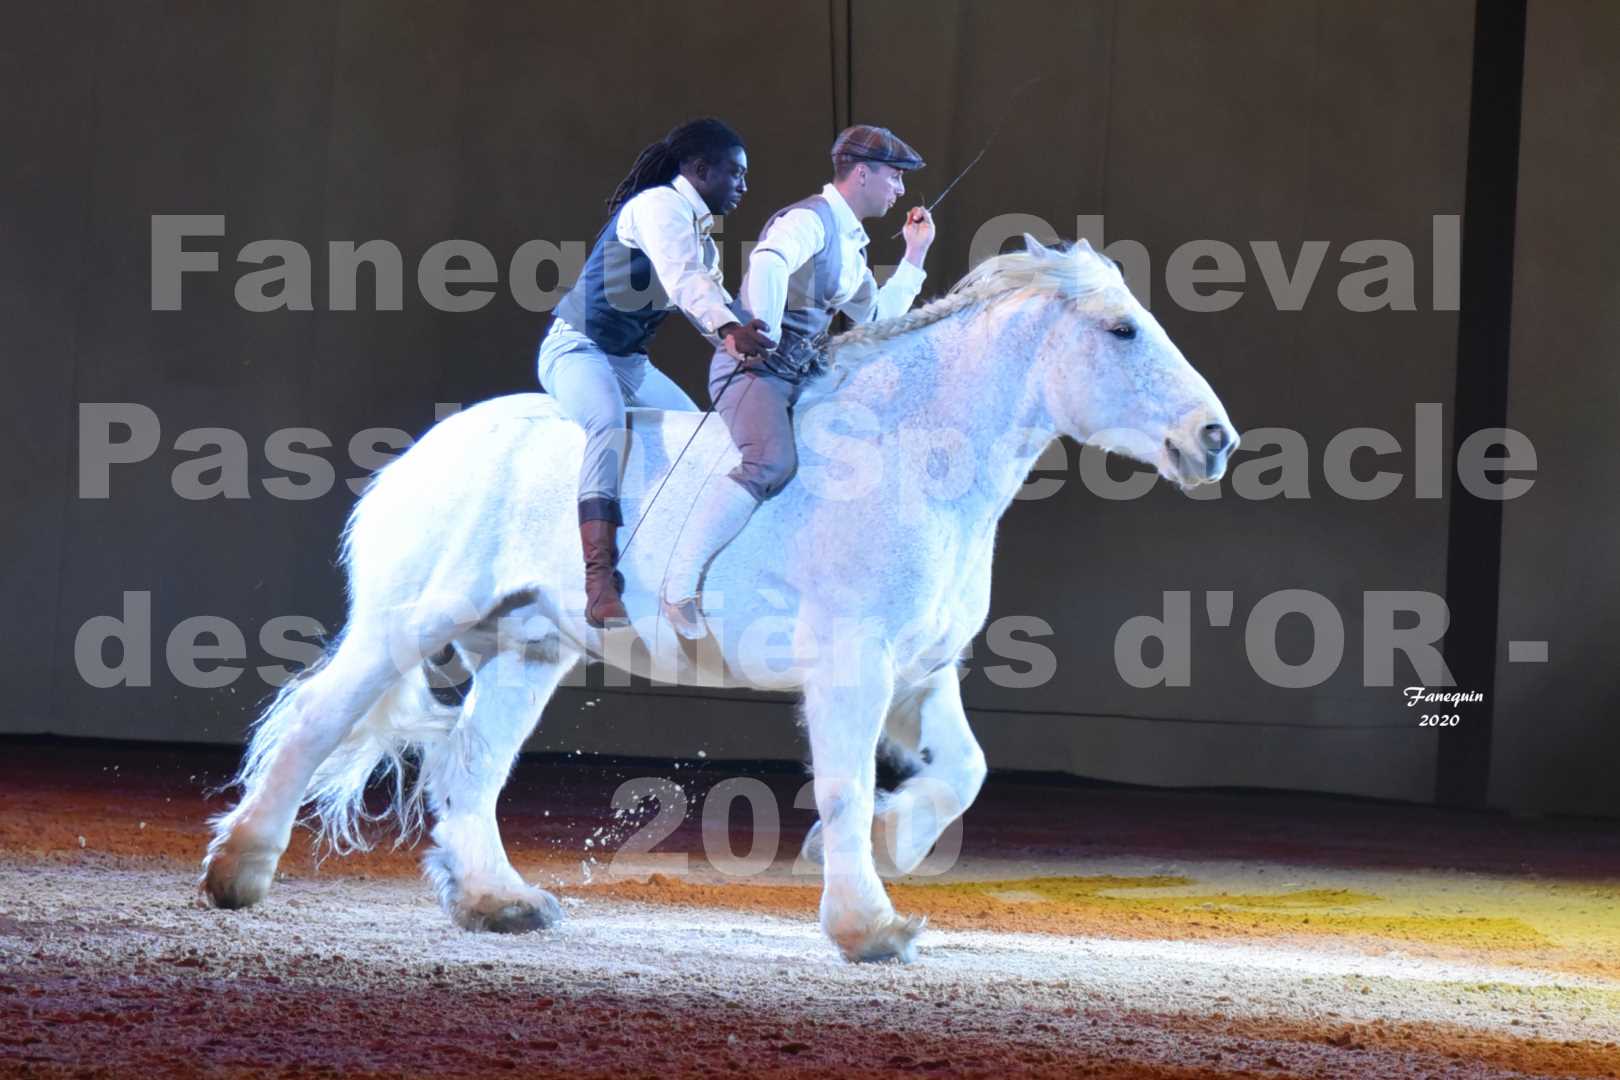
left=200, top=849, right=277, bottom=910
left=454, top=889, right=563, bottom=934
left=799, top=821, right=824, bottom=866
left=838, top=913, right=926, bottom=964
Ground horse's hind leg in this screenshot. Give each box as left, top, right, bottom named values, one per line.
left=421, top=616, right=577, bottom=933
left=203, top=625, right=411, bottom=908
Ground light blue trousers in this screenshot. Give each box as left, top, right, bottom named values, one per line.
left=536, top=319, right=699, bottom=516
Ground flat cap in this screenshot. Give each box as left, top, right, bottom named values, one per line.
left=831, top=125, right=926, bottom=171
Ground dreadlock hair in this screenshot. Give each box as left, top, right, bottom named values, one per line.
left=605, top=117, right=745, bottom=214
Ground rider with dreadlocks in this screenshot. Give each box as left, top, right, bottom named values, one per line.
left=540, top=118, right=775, bottom=627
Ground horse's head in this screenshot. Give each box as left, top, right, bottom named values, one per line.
left=966, top=235, right=1240, bottom=489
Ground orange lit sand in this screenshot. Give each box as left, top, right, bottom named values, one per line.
left=2, top=739, right=1617, bottom=1078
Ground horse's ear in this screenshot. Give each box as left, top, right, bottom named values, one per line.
left=1022, top=232, right=1050, bottom=256
left=1075, top=237, right=1096, bottom=254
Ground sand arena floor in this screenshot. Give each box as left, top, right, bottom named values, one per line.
left=2, top=738, right=1618, bottom=1078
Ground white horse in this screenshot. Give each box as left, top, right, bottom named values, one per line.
left=202, top=236, right=1238, bottom=962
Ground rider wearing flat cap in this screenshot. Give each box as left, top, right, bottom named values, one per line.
left=661, top=124, right=937, bottom=638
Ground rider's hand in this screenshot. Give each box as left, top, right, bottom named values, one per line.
left=902, top=205, right=935, bottom=267
left=719, top=319, right=776, bottom=363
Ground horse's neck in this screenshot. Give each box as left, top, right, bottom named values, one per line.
left=828, top=307, right=1059, bottom=527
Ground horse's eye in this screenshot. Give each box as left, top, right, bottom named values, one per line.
left=1109, top=323, right=1136, bottom=340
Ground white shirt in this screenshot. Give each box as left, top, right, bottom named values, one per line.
left=612, top=173, right=735, bottom=337
left=742, top=183, right=927, bottom=342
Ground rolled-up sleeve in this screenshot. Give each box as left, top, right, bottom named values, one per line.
left=742, top=208, right=825, bottom=341
left=618, top=188, right=735, bottom=336
left=841, top=258, right=926, bottom=325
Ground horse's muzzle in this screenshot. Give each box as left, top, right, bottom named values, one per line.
left=1166, top=421, right=1239, bottom=486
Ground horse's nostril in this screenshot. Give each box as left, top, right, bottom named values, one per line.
left=1200, top=423, right=1229, bottom=453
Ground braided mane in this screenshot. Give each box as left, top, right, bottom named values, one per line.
left=824, top=241, right=1120, bottom=369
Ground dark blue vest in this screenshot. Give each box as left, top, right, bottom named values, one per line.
left=553, top=203, right=673, bottom=356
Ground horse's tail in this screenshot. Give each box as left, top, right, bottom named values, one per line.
left=223, top=400, right=514, bottom=858
left=226, top=645, right=462, bottom=859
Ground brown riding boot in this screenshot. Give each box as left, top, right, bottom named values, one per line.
left=579, top=515, right=628, bottom=628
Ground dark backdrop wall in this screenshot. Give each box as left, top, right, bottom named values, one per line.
left=1492, top=0, right=1620, bottom=816
left=3, top=0, right=1614, bottom=816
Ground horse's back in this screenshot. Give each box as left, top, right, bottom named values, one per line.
left=360, top=392, right=734, bottom=590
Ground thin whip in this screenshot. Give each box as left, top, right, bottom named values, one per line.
left=889, top=75, right=1047, bottom=239
left=618, top=358, right=750, bottom=562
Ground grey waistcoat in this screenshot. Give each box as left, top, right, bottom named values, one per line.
left=739, top=195, right=860, bottom=381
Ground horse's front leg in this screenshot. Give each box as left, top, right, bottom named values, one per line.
left=874, top=663, right=987, bottom=874
left=800, top=664, right=987, bottom=876
left=804, top=643, right=924, bottom=962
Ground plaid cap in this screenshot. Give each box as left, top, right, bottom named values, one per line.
left=830, top=125, right=926, bottom=171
